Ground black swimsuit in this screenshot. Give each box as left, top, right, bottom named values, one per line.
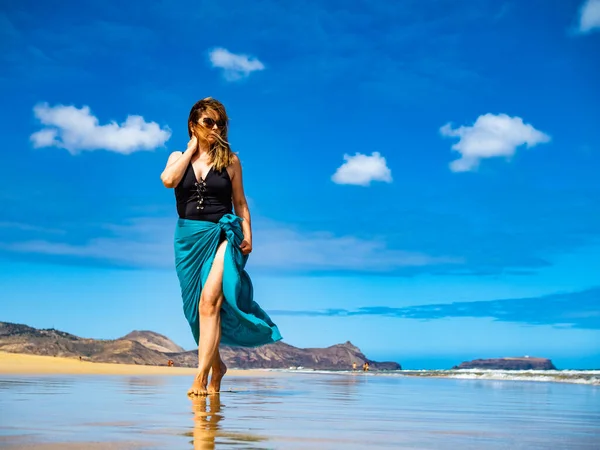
left=174, top=162, right=233, bottom=223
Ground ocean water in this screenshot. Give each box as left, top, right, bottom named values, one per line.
left=279, top=368, right=600, bottom=385
left=0, top=372, right=598, bottom=449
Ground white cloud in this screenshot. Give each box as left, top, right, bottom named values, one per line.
left=30, top=103, right=171, bottom=155
left=331, top=152, right=392, bottom=186
left=252, top=220, right=461, bottom=271
left=440, top=113, right=550, bottom=172
left=208, top=47, right=265, bottom=81
left=0, top=218, right=174, bottom=268
left=0, top=221, right=65, bottom=235
left=0, top=217, right=461, bottom=272
left=578, top=0, right=600, bottom=33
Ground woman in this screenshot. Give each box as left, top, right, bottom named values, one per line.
left=160, top=98, right=282, bottom=396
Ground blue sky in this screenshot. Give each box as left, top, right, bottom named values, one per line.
left=1, top=0, right=599, bottom=369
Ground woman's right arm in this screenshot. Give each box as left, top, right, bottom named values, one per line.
left=160, top=136, right=197, bottom=188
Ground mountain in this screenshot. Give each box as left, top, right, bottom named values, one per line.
left=0, top=322, right=168, bottom=365
left=121, top=330, right=185, bottom=353
left=166, top=341, right=400, bottom=370
left=452, top=357, right=556, bottom=370
left=0, top=322, right=401, bottom=371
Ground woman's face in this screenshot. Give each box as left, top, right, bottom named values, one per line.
left=195, top=109, right=224, bottom=143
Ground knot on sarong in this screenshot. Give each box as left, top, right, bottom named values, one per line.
left=217, top=214, right=247, bottom=268
left=217, top=213, right=244, bottom=246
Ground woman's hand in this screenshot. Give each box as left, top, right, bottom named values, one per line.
left=240, top=239, right=252, bottom=255
left=186, top=134, right=198, bottom=153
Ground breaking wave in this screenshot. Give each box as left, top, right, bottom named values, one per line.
left=397, top=369, right=600, bottom=385
left=271, top=368, right=600, bottom=385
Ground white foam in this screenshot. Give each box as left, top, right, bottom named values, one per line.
left=393, top=369, right=600, bottom=385
left=265, top=368, right=600, bottom=385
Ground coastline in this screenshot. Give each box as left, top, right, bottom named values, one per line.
left=0, top=352, right=267, bottom=377
left=2, top=352, right=598, bottom=385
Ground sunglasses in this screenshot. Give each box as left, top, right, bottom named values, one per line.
left=201, top=117, right=226, bottom=129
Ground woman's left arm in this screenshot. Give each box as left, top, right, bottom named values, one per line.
left=230, top=154, right=252, bottom=255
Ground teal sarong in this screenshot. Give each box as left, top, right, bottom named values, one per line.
left=174, top=214, right=282, bottom=347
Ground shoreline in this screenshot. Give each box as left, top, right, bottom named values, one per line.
left=2, top=352, right=597, bottom=385
left=0, top=352, right=266, bottom=376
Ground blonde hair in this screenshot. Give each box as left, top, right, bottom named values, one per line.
left=188, top=97, right=235, bottom=172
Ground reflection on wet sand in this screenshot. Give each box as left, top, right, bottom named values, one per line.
left=189, top=394, right=268, bottom=449
left=190, top=395, right=222, bottom=449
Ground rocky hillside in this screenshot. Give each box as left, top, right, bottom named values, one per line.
left=167, top=341, right=400, bottom=370
left=121, top=330, right=185, bottom=353
left=453, top=357, right=556, bottom=370
left=0, top=322, right=401, bottom=371
left=0, top=322, right=169, bottom=365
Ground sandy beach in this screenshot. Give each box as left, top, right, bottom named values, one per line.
left=0, top=352, right=263, bottom=377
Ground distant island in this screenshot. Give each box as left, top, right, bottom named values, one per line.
left=453, top=357, right=557, bottom=371
left=0, top=321, right=400, bottom=371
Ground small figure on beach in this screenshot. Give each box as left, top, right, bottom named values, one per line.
left=363, top=362, right=370, bottom=372
left=352, top=362, right=357, bottom=371
left=161, top=98, right=282, bottom=396
left=167, top=359, right=174, bottom=367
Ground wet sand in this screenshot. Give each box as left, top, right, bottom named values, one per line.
left=1, top=369, right=598, bottom=449
left=0, top=439, right=147, bottom=450
left=0, top=352, right=265, bottom=377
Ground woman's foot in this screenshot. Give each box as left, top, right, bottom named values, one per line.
left=207, top=360, right=227, bottom=394
left=188, top=371, right=209, bottom=396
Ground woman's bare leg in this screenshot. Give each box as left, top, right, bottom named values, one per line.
left=188, top=241, right=227, bottom=396
left=208, top=348, right=228, bottom=394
